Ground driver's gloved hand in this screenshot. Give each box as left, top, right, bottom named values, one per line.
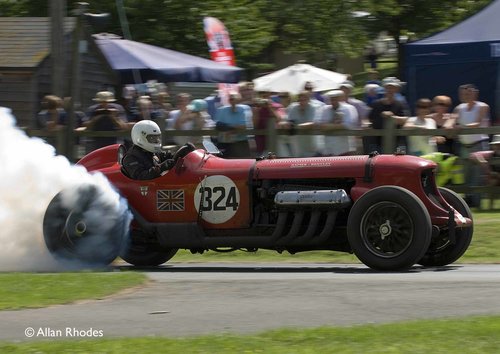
left=173, top=142, right=196, bottom=162
left=158, top=151, right=173, bottom=161
left=159, top=159, right=175, bottom=172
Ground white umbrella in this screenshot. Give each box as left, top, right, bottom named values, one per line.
left=253, top=63, right=348, bottom=95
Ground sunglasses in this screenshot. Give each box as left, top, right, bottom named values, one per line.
left=435, top=102, right=448, bottom=106
left=417, top=105, right=431, bottom=109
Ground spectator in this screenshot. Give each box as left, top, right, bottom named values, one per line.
left=381, top=77, right=410, bottom=115
left=239, top=81, right=257, bottom=107
left=83, top=91, right=128, bottom=152
left=403, top=98, right=437, bottom=156
left=364, top=83, right=382, bottom=108
left=205, top=90, right=222, bottom=119
left=35, top=95, right=67, bottom=150
left=36, top=95, right=66, bottom=131
left=453, top=84, right=490, bottom=207
left=340, top=80, right=370, bottom=153
left=470, top=135, right=500, bottom=187
left=135, top=96, right=155, bottom=121
left=275, top=91, right=294, bottom=157
left=253, top=98, right=281, bottom=156
left=284, top=90, right=319, bottom=157
left=316, top=90, right=358, bottom=156
left=303, top=81, right=326, bottom=153
left=365, top=78, right=407, bottom=154
left=430, top=95, right=457, bottom=154
left=172, top=99, right=215, bottom=147
left=63, top=97, right=86, bottom=128
left=168, top=92, right=192, bottom=125
left=366, top=47, right=378, bottom=69
left=166, top=93, right=192, bottom=142
left=365, top=69, right=381, bottom=86
left=86, top=90, right=127, bottom=121
left=304, top=81, right=325, bottom=104
left=151, top=91, right=172, bottom=125
left=339, top=81, right=368, bottom=128
left=214, top=92, right=254, bottom=158
left=122, top=85, right=140, bottom=122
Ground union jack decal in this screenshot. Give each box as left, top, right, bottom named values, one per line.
left=157, top=189, right=185, bottom=211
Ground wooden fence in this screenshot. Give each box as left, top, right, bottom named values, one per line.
left=24, top=118, right=500, bottom=209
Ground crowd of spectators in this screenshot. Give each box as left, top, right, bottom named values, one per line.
left=35, top=75, right=498, bottom=207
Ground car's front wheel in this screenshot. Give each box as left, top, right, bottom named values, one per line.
left=347, top=186, right=432, bottom=271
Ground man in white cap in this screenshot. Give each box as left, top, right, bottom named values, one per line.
left=339, top=80, right=368, bottom=128
left=340, top=80, right=369, bottom=153
left=315, top=90, right=358, bottom=156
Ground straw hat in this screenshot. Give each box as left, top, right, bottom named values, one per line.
left=93, top=91, right=116, bottom=103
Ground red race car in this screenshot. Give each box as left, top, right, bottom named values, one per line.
left=43, top=142, right=473, bottom=271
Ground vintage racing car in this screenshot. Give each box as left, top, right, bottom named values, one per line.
left=43, top=142, right=473, bottom=271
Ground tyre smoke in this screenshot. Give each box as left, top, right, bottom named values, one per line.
left=0, top=107, right=128, bottom=271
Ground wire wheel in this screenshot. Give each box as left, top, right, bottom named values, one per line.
left=360, top=201, right=414, bottom=258
left=347, top=186, right=432, bottom=271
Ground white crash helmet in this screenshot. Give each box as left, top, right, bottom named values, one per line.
left=131, top=120, right=162, bottom=153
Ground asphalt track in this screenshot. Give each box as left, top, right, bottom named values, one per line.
left=1, top=263, right=500, bottom=341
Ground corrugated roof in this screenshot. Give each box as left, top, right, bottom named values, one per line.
left=0, top=17, right=75, bottom=68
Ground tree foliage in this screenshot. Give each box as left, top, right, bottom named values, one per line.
left=0, top=0, right=494, bottom=76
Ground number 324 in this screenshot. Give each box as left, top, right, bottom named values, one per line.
left=199, top=186, right=239, bottom=212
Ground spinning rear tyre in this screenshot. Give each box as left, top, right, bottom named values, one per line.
left=347, top=186, right=432, bottom=271
left=419, top=187, right=473, bottom=267
left=43, top=184, right=130, bottom=265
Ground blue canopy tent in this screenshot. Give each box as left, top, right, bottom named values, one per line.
left=404, top=0, right=500, bottom=122
left=93, top=34, right=243, bottom=83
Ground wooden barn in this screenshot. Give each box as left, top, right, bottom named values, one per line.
left=0, top=17, right=117, bottom=128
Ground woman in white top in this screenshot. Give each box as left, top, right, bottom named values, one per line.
left=404, top=98, right=436, bottom=156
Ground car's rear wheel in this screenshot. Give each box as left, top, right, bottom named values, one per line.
left=347, top=186, right=432, bottom=271
left=43, top=184, right=130, bottom=265
left=121, top=229, right=177, bottom=266
left=418, top=187, right=473, bottom=267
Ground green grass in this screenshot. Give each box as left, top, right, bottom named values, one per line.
left=0, top=202, right=496, bottom=315
left=2, top=315, right=500, bottom=353
left=171, top=209, right=500, bottom=264
left=0, top=272, right=146, bottom=310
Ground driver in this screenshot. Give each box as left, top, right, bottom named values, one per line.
left=122, top=120, right=196, bottom=180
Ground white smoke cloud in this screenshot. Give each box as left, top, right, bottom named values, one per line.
left=0, top=107, right=128, bottom=271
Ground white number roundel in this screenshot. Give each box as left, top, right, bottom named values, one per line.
left=194, top=175, right=240, bottom=224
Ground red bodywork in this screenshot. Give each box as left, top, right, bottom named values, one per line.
left=77, top=145, right=471, bottom=231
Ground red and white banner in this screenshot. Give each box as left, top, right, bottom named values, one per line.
left=203, top=17, right=238, bottom=104
left=203, top=17, right=236, bottom=66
